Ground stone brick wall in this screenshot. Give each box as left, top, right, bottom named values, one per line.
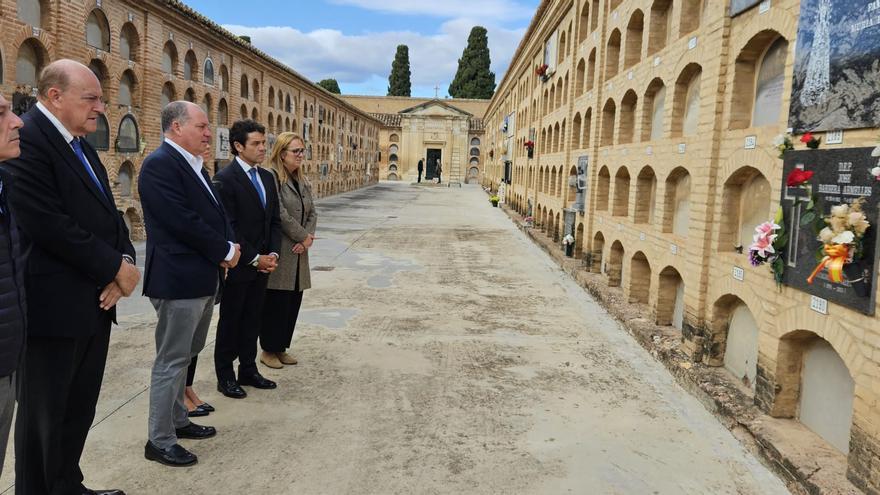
left=0, top=0, right=381, bottom=240
left=484, top=0, right=880, bottom=491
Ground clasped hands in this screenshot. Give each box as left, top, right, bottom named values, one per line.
left=99, top=257, right=141, bottom=310
left=292, top=234, right=316, bottom=255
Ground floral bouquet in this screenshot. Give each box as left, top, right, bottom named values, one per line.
left=535, top=64, right=549, bottom=76
left=773, top=134, right=794, bottom=159
left=808, top=198, right=870, bottom=284
left=749, top=207, right=788, bottom=287
left=523, top=215, right=534, bottom=227
left=872, top=145, right=880, bottom=181
left=562, top=234, right=575, bottom=245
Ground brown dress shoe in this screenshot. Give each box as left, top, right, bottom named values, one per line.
left=260, top=351, right=283, bottom=369
left=278, top=352, right=298, bottom=365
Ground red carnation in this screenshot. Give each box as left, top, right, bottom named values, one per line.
left=786, top=168, right=814, bottom=187
left=800, top=132, right=813, bottom=144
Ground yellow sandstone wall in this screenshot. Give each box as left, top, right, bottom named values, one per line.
left=483, top=0, right=880, bottom=491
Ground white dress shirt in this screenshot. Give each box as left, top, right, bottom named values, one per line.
left=234, top=157, right=278, bottom=265
left=35, top=101, right=101, bottom=184
left=164, top=138, right=236, bottom=262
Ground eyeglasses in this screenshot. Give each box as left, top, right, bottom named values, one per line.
left=286, top=148, right=305, bottom=155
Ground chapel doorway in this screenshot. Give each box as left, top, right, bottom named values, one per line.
left=426, top=148, right=442, bottom=180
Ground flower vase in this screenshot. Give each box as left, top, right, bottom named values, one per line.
left=843, top=262, right=870, bottom=297
left=491, top=201, right=499, bottom=207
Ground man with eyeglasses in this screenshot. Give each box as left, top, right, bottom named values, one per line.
left=3, top=59, right=137, bottom=495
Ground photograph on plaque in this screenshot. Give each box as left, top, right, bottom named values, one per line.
left=780, top=148, right=878, bottom=315
left=730, top=0, right=762, bottom=17
left=788, top=0, right=880, bottom=132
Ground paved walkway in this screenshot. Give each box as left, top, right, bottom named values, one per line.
left=1, top=182, right=789, bottom=494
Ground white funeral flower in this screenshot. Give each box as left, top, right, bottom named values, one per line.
left=831, top=230, right=855, bottom=245
left=818, top=227, right=835, bottom=244
left=872, top=145, right=880, bottom=157
left=872, top=166, right=880, bottom=179
left=772, top=134, right=786, bottom=147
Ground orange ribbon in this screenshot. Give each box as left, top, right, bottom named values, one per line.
left=807, top=244, right=849, bottom=284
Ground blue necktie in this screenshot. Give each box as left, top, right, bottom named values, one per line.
left=70, top=138, right=107, bottom=197
left=248, top=168, right=266, bottom=208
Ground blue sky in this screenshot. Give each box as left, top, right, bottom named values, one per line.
left=181, top=0, right=540, bottom=97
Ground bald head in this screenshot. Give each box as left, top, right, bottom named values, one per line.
left=38, top=59, right=97, bottom=100
left=37, top=59, right=105, bottom=137
left=162, top=101, right=210, bottom=156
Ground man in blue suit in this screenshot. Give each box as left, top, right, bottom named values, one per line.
left=138, top=101, right=241, bottom=467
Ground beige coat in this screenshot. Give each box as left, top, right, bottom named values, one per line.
left=266, top=168, right=317, bottom=291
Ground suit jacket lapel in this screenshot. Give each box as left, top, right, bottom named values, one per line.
left=163, top=142, right=224, bottom=214
left=30, top=109, right=114, bottom=212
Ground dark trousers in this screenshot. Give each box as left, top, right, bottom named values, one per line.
left=15, top=324, right=112, bottom=495
left=214, top=275, right=268, bottom=382
left=417, top=171, right=422, bottom=183
left=186, top=355, right=198, bottom=387
left=260, top=289, right=304, bottom=353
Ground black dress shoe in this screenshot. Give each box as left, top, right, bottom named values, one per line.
left=187, top=406, right=209, bottom=417
left=144, top=441, right=197, bottom=467
left=197, top=402, right=215, bottom=412
left=82, top=488, right=126, bottom=495
left=217, top=379, right=247, bottom=398
left=175, top=422, right=217, bottom=439
left=238, top=372, right=277, bottom=389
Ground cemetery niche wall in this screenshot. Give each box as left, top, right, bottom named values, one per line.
left=789, top=0, right=880, bottom=132
left=780, top=148, right=878, bottom=314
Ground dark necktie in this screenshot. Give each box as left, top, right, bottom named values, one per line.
left=70, top=138, right=107, bottom=197
left=248, top=168, right=266, bottom=208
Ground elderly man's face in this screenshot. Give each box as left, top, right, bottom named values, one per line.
left=49, top=68, right=105, bottom=136
left=173, top=105, right=211, bottom=157
left=0, top=95, right=23, bottom=161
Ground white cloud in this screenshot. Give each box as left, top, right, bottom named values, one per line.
left=327, top=0, right=533, bottom=23
left=223, top=19, right=525, bottom=97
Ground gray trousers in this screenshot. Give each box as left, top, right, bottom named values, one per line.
left=0, top=373, right=13, bottom=478
left=148, top=295, right=214, bottom=449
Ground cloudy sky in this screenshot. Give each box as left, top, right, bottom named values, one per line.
left=182, top=0, right=540, bottom=97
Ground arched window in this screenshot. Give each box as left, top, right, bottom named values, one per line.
left=285, top=94, right=292, bottom=113
left=220, top=64, right=229, bottom=92
left=118, top=71, right=135, bottom=107
left=642, top=78, right=666, bottom=141
left=251, top=108, right=258, bottom=121
left=470, top=137, right=480, bottom=146
left=719, top=167, right=771, bottom=251
left=389, top=133, right=399, bottom=143
left=680, top=0, right=702, bottom=35
left=578, top=3, right=590, bottom=43
left=648, top=0, right=672, bottom=55
left=470, top=147, right=480, bottom=157
left=162, top=41, right=177, bottom=74
left=586, top=49, right=596, bottom=91
left=619, top=90, right=637, bottom=144
left=204, top=59, right=215, bottom=86
left=625, top=11, right=644, bottom=69
left=240, top=74, right=249, bottom=99
left=558, top=31, right=567, bottom=65
left=183, top=50, right=197, bottom=81
left=751, top=37, right=788, bottom=127
left=16, top=39, right=46, bottom=86
left=88, top=59, right=109, bottom=95
left=605, top=29, right=621, bottom=80
left=268, top=86, right=275, bottom=108
left=201, top=94, right=213, bottom=123
left=389, top=144, right=398, bottom=154
left=240, top=104, right=248, bottom=120
left=673, top=65, right=702, bottom=137
left=252, top=79, right=260, bottom=102
left=120, top=23, right=139, bottom=63
left=84, top=114, right=109, bottom=151
left=117, top=115, right=139, bottom=152
left=161, top=82, right=175, bottom=108
left=635, top=166, right=657, bottom=224
left=17, top=0, right=44, bottom=27
left=218, top=98, right=228, bottom=126
left=612, top=167, right=631, bottom=216
left=664, top=168, right=690, bottom=236
left=117, top=161, right=134, bottom=197
left=723, top=302, right=759, bottom=391
left=184, top=88, right=195, bottom=102
left=86, top=9, right=111, bottom=52
left=601, top=99, right=616, bottom=146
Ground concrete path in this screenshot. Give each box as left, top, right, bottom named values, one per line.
left=1, top=182, right=789, bottom=494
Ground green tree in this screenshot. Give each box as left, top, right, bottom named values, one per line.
left=448, top=26, right=496, bottom=99
left=387, top=45, right=412, bottom=97
left=317, top=78, right=341, bottom=94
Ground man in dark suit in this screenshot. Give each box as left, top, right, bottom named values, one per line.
left=139, top=101, right=240, bottom=467
left=417, top=159, right=423, bottom=183
left=0, top=92, right=26, bottom=480
left=213, top=119, right=281, bottom=398
left=3, top=60, right=138, bottom=495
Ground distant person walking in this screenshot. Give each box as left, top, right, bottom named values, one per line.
left=417, top=159, right=423, bottom=183
left=435, top=159, right=442, bottom=184
left=259, top=132, right=316, bottom=369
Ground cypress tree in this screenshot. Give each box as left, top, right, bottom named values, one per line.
left=387, top=45, right=412, bottom=97
left=448, top=26, right=496, bottom=99
left=317, top=78, right=341, bottom=94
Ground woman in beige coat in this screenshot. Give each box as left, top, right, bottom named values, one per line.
left=259, top=132, right=316, bottom=369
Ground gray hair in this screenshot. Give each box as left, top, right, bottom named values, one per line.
left=161, top=101, right=192, bottom=133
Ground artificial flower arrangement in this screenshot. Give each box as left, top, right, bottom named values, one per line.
left=562, top=234, right=575, bottom=245
left=772, top=133, right=794, bottom=159
left=535, top=64, right=549, bottom=76
left=748, top=207, right=788, bottom=287
left=489, top=195, right=500, bottom=206
left=872, top=145, right=880, bottom=181
left=800, top=131, right=821, bottom=149
left=523, top=215, right=534, bottom=227
left=524, top=140, right=535, bottom=158
left=808, top=198, right=870, bottom=285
